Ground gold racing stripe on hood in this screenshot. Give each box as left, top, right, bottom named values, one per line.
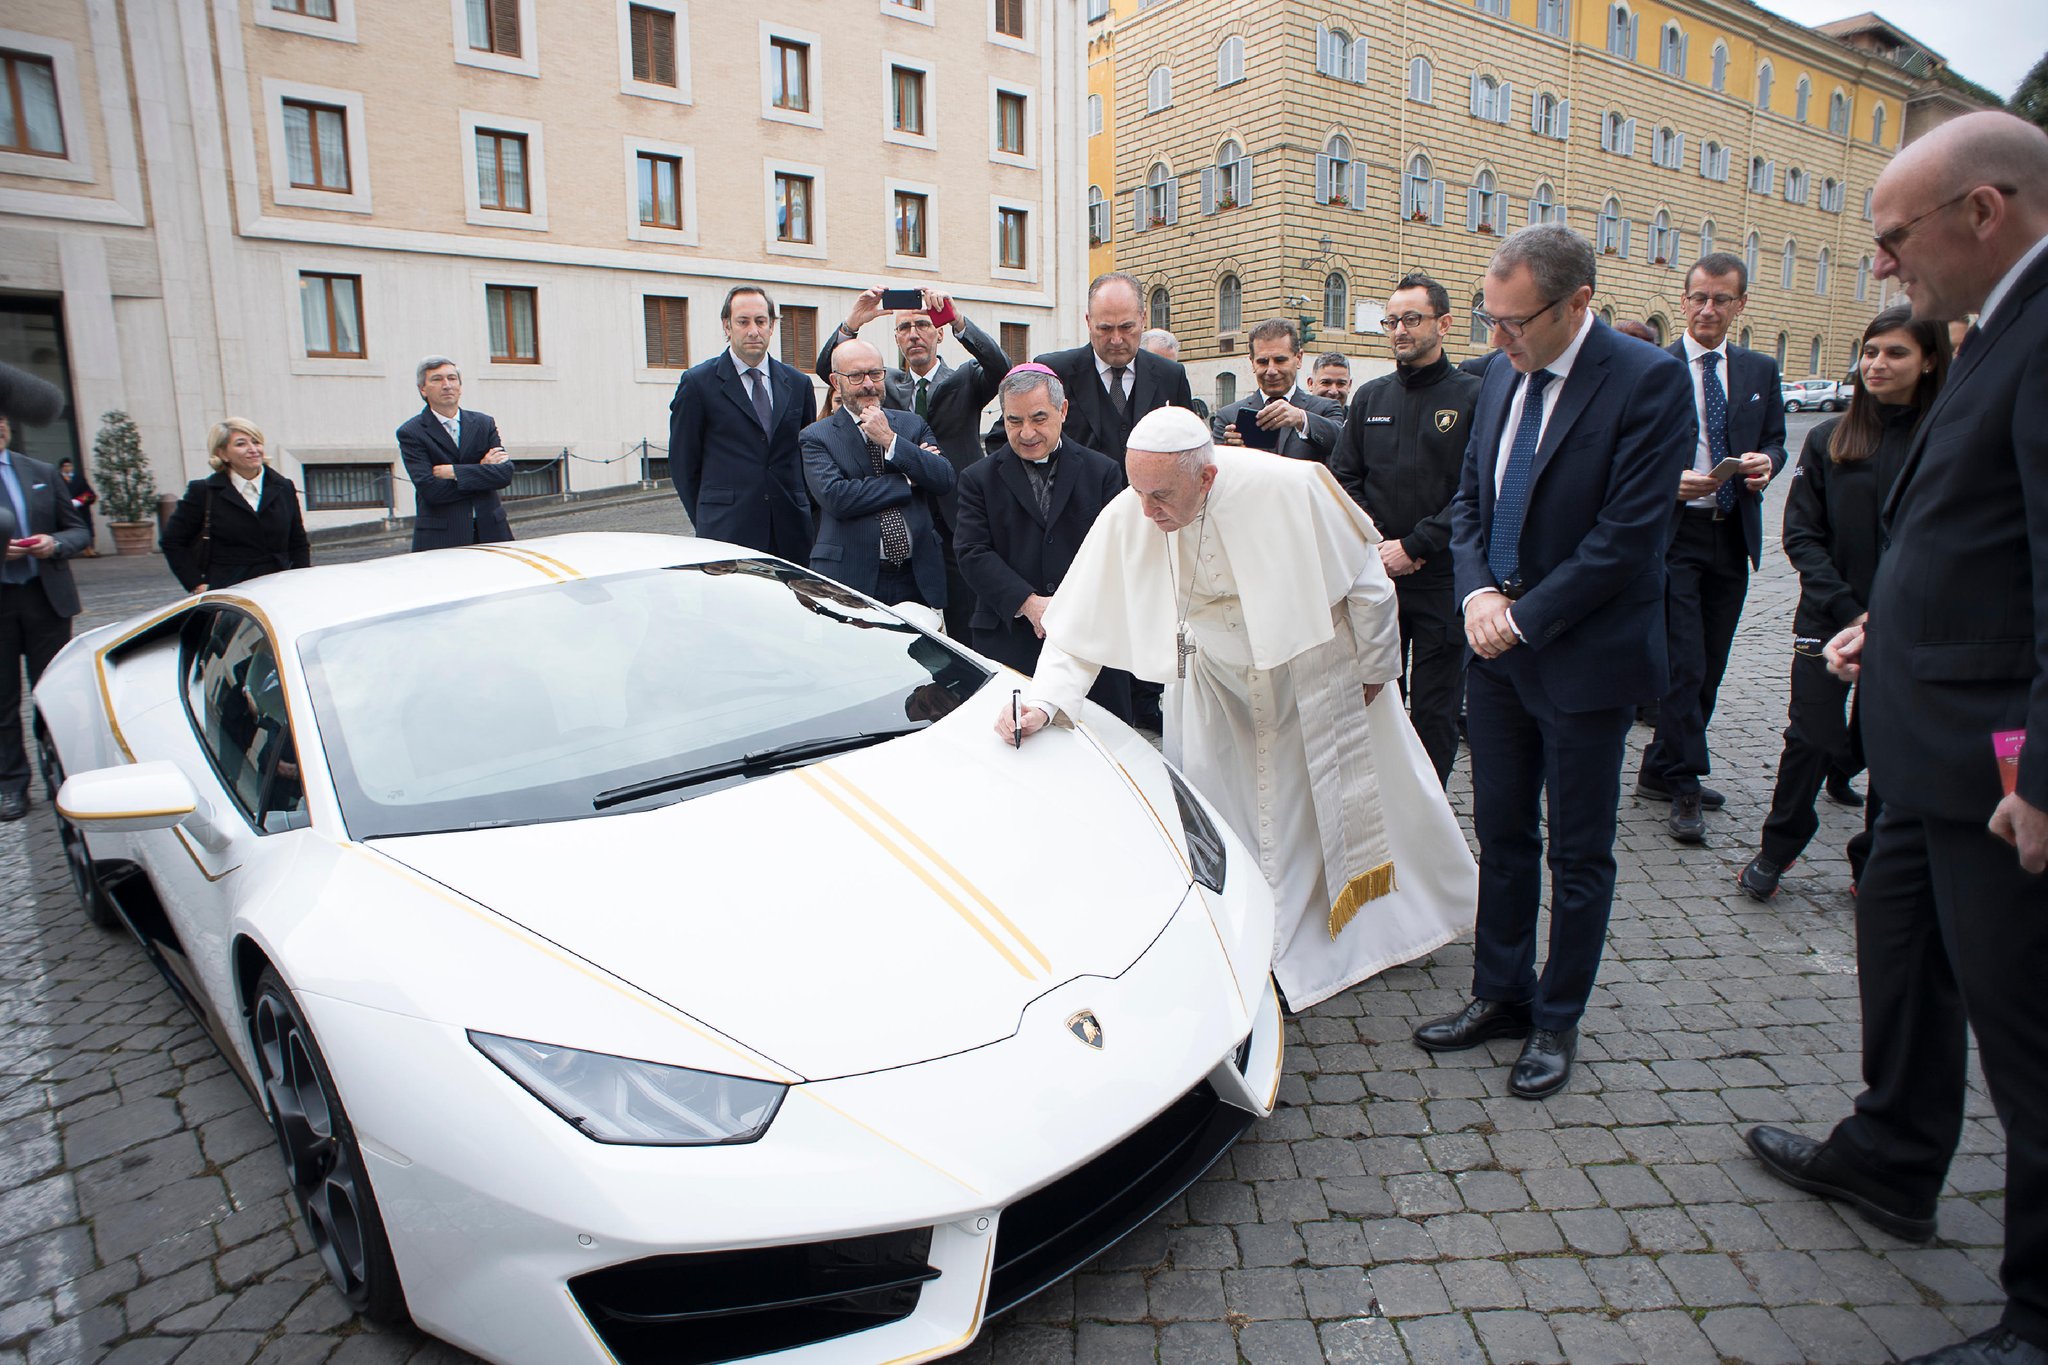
left=796, top=766, right=1049, bottom=980
left=460, top=543, right=575, bottom=581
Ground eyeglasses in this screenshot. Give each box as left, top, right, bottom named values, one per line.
left=1471, top=296, right=1563, bottom=340
left=1683, top=292, right=1742, bottom=310
left=1873, top=184, right=2017, bottom=258
left=835, top=368, right=888, bottom=383
left=1386, top=312, right=1446, bottom=332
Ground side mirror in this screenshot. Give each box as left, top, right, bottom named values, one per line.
left=891, top=602, right=946, bottom=637
left=57, top=762, right=234, bottom=851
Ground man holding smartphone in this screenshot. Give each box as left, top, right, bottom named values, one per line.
left=1214, top=318, right=1343, bottom=463
left=817, top=286, right=1009, bottom=635
left=1636, top=254, right=1787, bottom=842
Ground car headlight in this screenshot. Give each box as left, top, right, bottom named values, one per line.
left=470, top=1032, right=786, bottom=1146
left=1166, top=766, right=1228, bottom=894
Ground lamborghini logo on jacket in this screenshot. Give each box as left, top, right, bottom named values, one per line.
left=1067, top=1011, right=1104, bottom=1049
left=1434, top=409, right=1461, bottom=434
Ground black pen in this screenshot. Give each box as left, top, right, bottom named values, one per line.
left=1012, top=689, right=1022, bottom=749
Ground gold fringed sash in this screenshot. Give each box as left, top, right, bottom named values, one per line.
left=1329, top=861, right=1397, bottom=939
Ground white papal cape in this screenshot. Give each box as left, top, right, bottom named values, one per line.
left=1028, top=444, right=1477, bottom=1009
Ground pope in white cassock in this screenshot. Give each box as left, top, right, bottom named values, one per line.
left=996, top=406, right=1477, bottom=1010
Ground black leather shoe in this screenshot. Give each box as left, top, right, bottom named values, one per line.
left=0, top=790, right=26, bottom=822
left=1902, top=1328, right=2048, bottom=1364
left=1635, top=776, right=1724, bottom=809
left=1739, top=854, right=1787, bottom=901
left=1413, top=998, right=1532, bottom=1053
left=1668, top=792, right=1705, bottom=843
left=1825, top=773, right=1866, bottom=807
left=1509, top=1027, right=1577, bottom=1099
left=1744, top=1126, right=1936, bottom=1242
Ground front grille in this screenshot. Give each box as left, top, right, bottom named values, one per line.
left=569, top=1227, right=937, bottom=1365
left=987, top=1082, right=1253, bottom=1315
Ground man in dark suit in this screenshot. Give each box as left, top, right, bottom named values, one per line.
left=1414, top=224, right=1693, bottom=1099
left=1745, top=114, right=2048, bottom=1365
left=1029, top=272, right=1193, bottom=474
left=397, top=357, right=514, bottom=552
left=1214, top=318, right=1344, bottom=463
left=802, top=339, right=953, bottom=607
left=670, top=285, right=816, bottom=560
left=1, top=408, right=91, bottom=820
left=817, top=287, right=1009, bottom=635
left=397, top=362, right=516, bottom=556
left=1635, top=254, right=1787, bottom=841
left=953, top=364, right=1129, bottom=721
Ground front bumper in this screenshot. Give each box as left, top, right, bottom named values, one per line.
left=304, top=893, right=1284, bottom=1364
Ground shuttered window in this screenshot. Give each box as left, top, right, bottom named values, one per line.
left=465, top=0, right=521, bottom=56
left=629, top=6, right=676, bottom=86
left=643, top=296, right=689, bottom=369
left=778, top=307, right=818, bottom=370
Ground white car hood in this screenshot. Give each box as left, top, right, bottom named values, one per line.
left=371, top=721, right=1196, bottom=1081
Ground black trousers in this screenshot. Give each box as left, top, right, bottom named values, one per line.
left=1761, top=654, right=1880, bottom=873
left=1465, top=657, right=1634, bottom=1031
left=1394, top=573, right=1461, bottom=785
left=1, top=580, right=73, bottom=795
left=1829, top=803, right=2048, bottom=1349
left=1641, top=510, right=1749, bottom=795
left=936, top=520, right=973, bottom=640
left=874, top=561, right=925, bottom=609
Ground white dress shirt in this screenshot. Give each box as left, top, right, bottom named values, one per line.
left=1680, top=332, right=1730, bottom=508
left=1977, top=230, right=2048, bottom=334
left=232, top=469, right=264, bottom=511
left=1093, top=352, right=1131, bottom=406
left=438, top=410, right=462, bottom=445
left=728, top=348, right=773, bottom=417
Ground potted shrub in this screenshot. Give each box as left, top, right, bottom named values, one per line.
left=1217, top=192, right=1238, bottom=210
left=1409, top=209, right=1428, bottom=221
left=1148, top=212, right=1168, bottom=228
left=1477, top=222, right=1496, bottom=235
left=92, top=410, right=158, bottom=556
left=1328, top=192, right=1348, bottom=208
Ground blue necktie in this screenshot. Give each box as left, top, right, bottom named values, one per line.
left=1701, top=352, right=1737, bottom=516
left=1487, top=369, right=1553, bottom=588
left=0, top=457, right=34, bottom=585
left=746, top=369, right=773, bottom=433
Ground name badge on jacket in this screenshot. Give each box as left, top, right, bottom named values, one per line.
left=1362, top=415, right=1394, bottom=426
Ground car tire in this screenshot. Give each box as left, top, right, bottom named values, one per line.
left=1784, top=400, right=1801, bottom=413
left=248, top=965, right=410, bottom=1327
left=32, top=714, right=122, bottom=930
left=1825, top=399, right=1842, bottom=412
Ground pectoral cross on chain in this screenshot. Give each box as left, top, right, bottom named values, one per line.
left=1175, top=628, right=1197, bottom=680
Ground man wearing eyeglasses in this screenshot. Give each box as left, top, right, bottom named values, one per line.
left=1330, top=273, right=1481, bottom=784
left=1414, top=225, right=1693, bottom=1101
left=1635, top=255, right=1787, bottom=843
left=1744, top=112, right=2048, bottom=1365
left=801, top=338, right=953, bottom=610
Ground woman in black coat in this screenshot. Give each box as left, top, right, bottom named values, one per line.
left=1739, top=306, right=1950, bottom=900
left=162, top=418, right=312, bottom=592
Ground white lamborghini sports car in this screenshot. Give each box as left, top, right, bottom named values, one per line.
left=33, top=533, right=1283, bottom=1365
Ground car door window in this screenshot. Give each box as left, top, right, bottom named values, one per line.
left=182, top=610, right=310, bottom=834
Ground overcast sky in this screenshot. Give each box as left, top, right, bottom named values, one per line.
left=1766, top=0, right=2045, bottom=99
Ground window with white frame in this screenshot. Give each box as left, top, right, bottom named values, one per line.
left=1815, top=247, right=1830, bottom=294
left=1323, top=272, right=1347, bottom=330
left=1652, top=125, right=1683, bottom=168
left=257, top=0, right=358, bottom=42
left=994, top=87, right=1027, bottom=159
left=1139, top=160, right=1176, bottom=229
left=1318, top=134, right=1363, bottom=209
left=1700, top=139, right=1728, bottom=180
left=893, top=189, right=928, bottom=258
left=993, top=0, right=1025, bottom=40
left=1756, top=61, right=1774, bottom=109
left=299, top=272, right=363, bottom=358
left=1794, top=75, right=1810, bottom=122
left=760, top=24, right=822, bottom=127
left=1774, top=332, right=1787, bottom=367
left=1532, top=91, right=1569, bottom=139
left=1407, top=56, right=1433, bottom=103
left=264, top=80, right=371, bottom=211
left=1470, top=290, right=1489, bottom=344
left=1537, top=0, right=1569, bottom=37
left=1856, top=255, right=1870, bottom=301
left=1598, top=197, right=1627, bottom=254
left=619, top=2, right=689, bottom=105
left=1863, top=187, right=1874, bottom=220
left=1528, top=181, right=1559, bottom=225
left=996, top=205, right=1028, bottom=271
left=1474, top=0, right=1509, bottom=15
left=1470, top=73, right=1511, bottom=124
left=1749, top=155, right=1773, bottom=195
left=1402, top=153, right=1444, bottom=224
left=1780, top=238, right=1796, bottom=289
left=1699, top=218, right=1715, bottom=258
left=1810, top=336, right=1823, bottom=372
left=1711, top=41, right=1727, bottom=91
left=1820, top=177, right=1843, bottom=213
left=1146, top=64, right=1172, bottom=112
left=1149, top=287, right=1170, bottom=330
left=1087, top=93, right=1102, bottom=134
left=775, top=170, right=813, bottom=242
left=1217, top=273, right=1242, bottom=332
left=1601, top=111, right=1636, bottom=156
left=1088, top=184, right=1109, bottom=245
left=1650, top=209, right=1674, bottom=263
left=627, top=5, right=677, bottom=86
left=1204, top=137, right=1249, bottom=212
left=1784, top=167, right=1808, bottom=204
left=1467, top=168, right=1505, bottom=233
left=461, top=110, right=545, bottom=228
left=1744, top=231, right=1760, bottom=280
left=475, top=127, right=529, bottom=211
left=892, top=65, right=927, bottom=136
left=1315, top=25, right=1367, bottom=83
left=485, top=284, right=538, bottom=363
left=1871, top=103, right=1886, bottom=146
left=1658, top=22, right=1686, bottom=77
left=282, top=99, right=349, bottom=191
left=1828, top=89, right=1849, bottom=135
left=453, top=0, right=536, bottom=76
left=637, top=150, right=681, bottom=227
left=1606, top=4, right=1637, bottom=59
left=625, top=137, right=696, bottom=243
left=1217, top=35, right=1245, bottom=87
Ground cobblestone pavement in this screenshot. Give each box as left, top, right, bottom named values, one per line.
left=3, top=427, right=2011, bottom=1364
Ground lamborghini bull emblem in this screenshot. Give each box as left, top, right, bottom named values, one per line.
left=1067, top=1011, right=1105, bottom=1050
left=1434, top=409, right=1461, bottom=434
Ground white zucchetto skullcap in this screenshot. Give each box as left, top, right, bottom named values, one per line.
left=1126, top=405, right=1213, bottom=454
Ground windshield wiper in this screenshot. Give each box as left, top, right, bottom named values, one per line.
left=592, top=729, right=921, bottom=810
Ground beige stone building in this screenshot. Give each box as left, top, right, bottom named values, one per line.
left=1088, top=0, right=1941, bottom=407
left=0, top=0, right=1087, bottom=537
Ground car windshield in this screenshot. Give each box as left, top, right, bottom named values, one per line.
left=300, top=560, right=991, bottom=837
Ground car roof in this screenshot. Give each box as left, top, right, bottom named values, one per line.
left=211, top=533, right=782, bottom=639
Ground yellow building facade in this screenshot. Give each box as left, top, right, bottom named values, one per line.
left=1089, top=0, right=1921, bottom=402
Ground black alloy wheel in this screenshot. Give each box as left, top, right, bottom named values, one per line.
left=32, top=715, right=121, bottom=929
left=248, top=965, right=409, bottom=1326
